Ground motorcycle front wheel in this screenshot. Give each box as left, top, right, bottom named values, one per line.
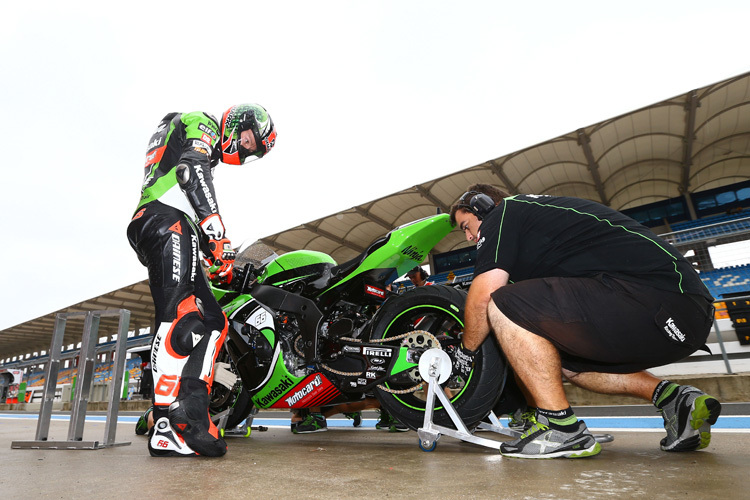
left=209, top=349, right=254, bottom=430
left=368, top=285, right=506, bottom=431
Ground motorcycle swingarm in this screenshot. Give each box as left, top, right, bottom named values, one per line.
left=334, top=341, right=419, bottom=392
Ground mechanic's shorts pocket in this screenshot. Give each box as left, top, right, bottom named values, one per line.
left=654, top=306, right=690, bottom=345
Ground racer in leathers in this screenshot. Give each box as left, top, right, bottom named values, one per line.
left=127, top=104, right=276, bottom=457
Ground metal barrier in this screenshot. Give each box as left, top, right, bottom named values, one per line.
left=12, top=310, right=132, bottom=450
left=714, top=292, right=750, bottom=375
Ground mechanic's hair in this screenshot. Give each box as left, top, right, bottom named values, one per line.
left=449, top=183, right=510, bottom=225
left=466, top=183, right=508, bottom=204
left=408, top=266, right=428, bottom=281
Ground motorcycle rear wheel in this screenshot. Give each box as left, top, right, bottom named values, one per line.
left=369, top=285, right=506, bottom=431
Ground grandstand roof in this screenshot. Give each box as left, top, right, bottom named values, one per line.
left=3, top=71, right=750, bottom=363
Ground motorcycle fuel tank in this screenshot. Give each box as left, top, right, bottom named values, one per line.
left=258, top=250, right=337, bottom=287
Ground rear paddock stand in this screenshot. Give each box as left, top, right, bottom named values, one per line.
left=415, top=349, right=613, bottom=452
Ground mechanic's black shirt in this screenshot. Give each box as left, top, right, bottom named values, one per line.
left=473, top=195, right=713, bottom=300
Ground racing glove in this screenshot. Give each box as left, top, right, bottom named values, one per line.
left=206, top=241, right=235, bottom=283
left=201, top=214, right=236, bottom=282
left=451, top=343, right=477, bottom=381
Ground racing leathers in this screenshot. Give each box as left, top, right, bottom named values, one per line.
left=127, top=111, right=231, bottom=457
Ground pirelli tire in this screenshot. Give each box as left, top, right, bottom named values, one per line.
left=368, top=284, right=505, bottom=431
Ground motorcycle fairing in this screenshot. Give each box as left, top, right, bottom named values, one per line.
left=258, top=249, right=336, bottom=288
left=268, top=372, right=342, bottom=409
left=322, top=214, right=454, bottom=295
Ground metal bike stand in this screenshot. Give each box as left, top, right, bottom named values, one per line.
left=475, top=410, right=522, bottom=437
left=417, top=349, right=510, bottom=452
left=12, top=310, right=132, bottom=450
left=416, top=349, right=613, bottom=452
left=212, top=406, right=266, bottom=438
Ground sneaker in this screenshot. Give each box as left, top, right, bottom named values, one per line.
left=148, top=417, right=197, bottom=457
left=292, top=413, right=328, bottom=434
left=507, top=408, right=536, bottom=432
left=500, top=415, right=601, bottom=459
left=135, top=406, right=153, bottom=436
left=168, top=377, right=227, bottom=457
left=375, top=410, right=393, bottom=430
left=376, top=410, right=408, bottom=432
left=344, top=412, right=362, bottom=427
left=389, top=420, right=409, bottom=433
left=659, top=385, right=721, bottom=452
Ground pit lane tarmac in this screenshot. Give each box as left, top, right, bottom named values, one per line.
left=1, top=404, right=748, bottom=500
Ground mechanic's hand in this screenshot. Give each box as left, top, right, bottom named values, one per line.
left=450, top=343, right=477, bottom=381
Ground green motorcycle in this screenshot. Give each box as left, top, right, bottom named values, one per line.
left=209, top=213, right=505, bottom=431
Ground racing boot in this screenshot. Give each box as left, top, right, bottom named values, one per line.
left=168, top=376, right=227, bottom=457
left=148, top=417, right=197, bottom=457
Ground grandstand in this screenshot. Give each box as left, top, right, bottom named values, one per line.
left=700, top=264, right=750, bottom=299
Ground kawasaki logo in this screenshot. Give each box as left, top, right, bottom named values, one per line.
left=285, top=374, right=322, bottom=406
left=189, top=234, right=198, bottom=282
left=664, top=317, right=686, bottom=342
left=256, top=376, right=294, bottom=407
left=194, top=165, right=217, bottom=212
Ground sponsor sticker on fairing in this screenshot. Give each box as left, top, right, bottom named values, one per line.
left=363, top=347, right=391, bottom=358
left=365, top=285, right=385, bottom=299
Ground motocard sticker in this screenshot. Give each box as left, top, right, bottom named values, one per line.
left=271, top=373, right=340, bottom=408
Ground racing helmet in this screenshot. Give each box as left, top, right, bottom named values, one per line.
left=220, top=103, right=277, bottom=164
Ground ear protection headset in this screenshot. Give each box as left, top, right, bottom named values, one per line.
left=457, top=191, right=496, bottom=220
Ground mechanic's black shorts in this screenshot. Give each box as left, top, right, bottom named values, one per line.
left=490, top=274, right=714, bottom=374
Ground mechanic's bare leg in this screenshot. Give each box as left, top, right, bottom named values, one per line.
left=487, top=301, right=601, bottom=458
left=563, top=369, right=660, bottom=401
left=486, top=302, right=568, bottom=411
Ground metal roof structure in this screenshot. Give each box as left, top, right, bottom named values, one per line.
left=3, top=70, right=750, bottom=364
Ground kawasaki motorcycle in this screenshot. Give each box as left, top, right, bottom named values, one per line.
left=208, top=213, right=506, bottom=431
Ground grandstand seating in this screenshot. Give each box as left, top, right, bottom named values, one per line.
left=700, top=264, right=750, bottom=299
left=24, top=357, right=142, bottom=388
left=665, top=211, right=750, bottom=244
left=669, top=209, right=750, bottom=232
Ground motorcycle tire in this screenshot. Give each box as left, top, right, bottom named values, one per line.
left=368, top=285, right=505, bottom=431
left=209, top=351, right=255, bottom=430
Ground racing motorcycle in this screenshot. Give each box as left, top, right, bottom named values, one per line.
left=208, top=213, right=506, bottom=432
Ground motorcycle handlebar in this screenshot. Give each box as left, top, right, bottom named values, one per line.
left=210, top=262, right=260, bottom=293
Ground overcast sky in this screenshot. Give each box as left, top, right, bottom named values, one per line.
left=1, top=0, right=748, bottom=331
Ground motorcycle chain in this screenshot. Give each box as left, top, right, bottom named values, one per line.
left=314, top=330, right=441, bottom=395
